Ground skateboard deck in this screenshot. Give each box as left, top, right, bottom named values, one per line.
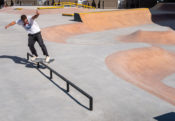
left=31, top=58, right=54, bottom=64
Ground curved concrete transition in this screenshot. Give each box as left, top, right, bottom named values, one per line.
left=42, top=23, right=93, bottom=43
left=106, top=47, right=175, bottom=105
left=117, top=30, right=175, bottom=45
left=41, top=8, right=153, bottom=43
left=1, top=3, right=175, bottom=121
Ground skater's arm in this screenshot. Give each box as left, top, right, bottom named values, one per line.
left=5, top=21, right=16, bottom=29
left=32, top=10, right=40, bottom=20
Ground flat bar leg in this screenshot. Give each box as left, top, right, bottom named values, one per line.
left=27, top=53, right=29, bottom=60
left=37, top=63, right=40, bottom=68
left=67, top=83, right=69, bottom=92
left=90, top=97, right=93, bottom=111
left=50, top=70, right=53, bottom=79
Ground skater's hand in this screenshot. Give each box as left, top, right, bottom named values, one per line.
left=5, top=21, right=16, bottom=29
left=5, top=25, right=8, bottom=29
left=32, top=10, right=40, bottom=20
left=36, top=10, right=39, bottom=15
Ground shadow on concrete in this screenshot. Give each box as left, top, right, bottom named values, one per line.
left=0, top=55, right=45, bottom=68
left=154, top=112, right=175, bottom=121
left=150, top=11, right=175, bottom=30
left=150, top=3, right=175, bottom=30
left=0, top=55, right=90, bottom=110
left=37, top=68, right=90, bottom=111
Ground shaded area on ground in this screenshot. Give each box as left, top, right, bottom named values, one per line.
left=151, top=3, right=175, bottom=12
left=0, top=55, right=90, bottom=110
left=154, top=112, right=175, bottom=121
left=0, top=55, right=35, bottom=68
left=150, top=3, right=175, bottom=30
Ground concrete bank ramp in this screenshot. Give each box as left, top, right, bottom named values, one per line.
left=76, top=8, right=152, bottom=31
left=75, top=3, right=175, bottom=30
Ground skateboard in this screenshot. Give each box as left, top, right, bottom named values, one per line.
left=31, top=58, right=55, bottom=64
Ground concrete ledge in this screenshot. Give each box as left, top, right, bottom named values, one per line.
left=62, top=13, right=74, bottom=16
left=37, top=6, right=64, bottom=9
left=14, top=8, right=23, bottom=10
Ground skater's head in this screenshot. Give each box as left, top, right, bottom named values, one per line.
left=21, top=15, right=28, bottom=24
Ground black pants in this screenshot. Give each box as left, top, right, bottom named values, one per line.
left=28, top=32, right=49, bottom=57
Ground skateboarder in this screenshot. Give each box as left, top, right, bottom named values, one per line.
left=5, top=10, right=50, bottom=62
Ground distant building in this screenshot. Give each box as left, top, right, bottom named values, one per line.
left=158, top=0, right=175, bottom=2
left=78, top=0, right=158, bottom=9
left=5, top=0, right=165, bottom=8
left=119, top=0, right=158, bottom=8
left=6, top=0, right=37, bottom=6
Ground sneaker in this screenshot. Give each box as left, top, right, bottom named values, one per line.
left=45, top=56, right=50, bottom=63
left=31, top=56, right=37, bottom=61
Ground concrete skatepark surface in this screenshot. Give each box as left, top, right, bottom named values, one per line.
left=1, top=3, right=175, bottom=121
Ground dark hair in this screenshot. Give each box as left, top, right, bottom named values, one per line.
left=21, top=15, right=27, bottom=21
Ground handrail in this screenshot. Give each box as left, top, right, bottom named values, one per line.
left=27, top=53, right=93, bottom=111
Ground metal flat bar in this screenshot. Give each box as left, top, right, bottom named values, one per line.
left=27, top=53, right=92, bottom=98
left=41, top=62, right=92, bottom=98
left=27, top=52, right=93, bottom=110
